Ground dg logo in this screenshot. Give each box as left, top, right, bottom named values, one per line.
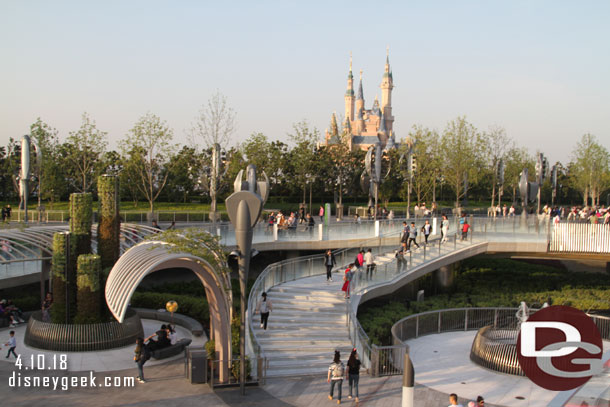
left=517, top=305, right=604, bottom=391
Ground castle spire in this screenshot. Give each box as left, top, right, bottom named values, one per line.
left=357, top=69, right=364, bottom=101
left=379, top=110, right=387, bottom=134
left=380, top=47, right=394, bottom=134
left=344, top=52, right=355, bottom=122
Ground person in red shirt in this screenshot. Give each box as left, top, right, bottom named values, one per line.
left=461, top=222, right=470, bottom=240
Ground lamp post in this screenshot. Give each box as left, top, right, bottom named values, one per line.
left=20, top=135, right=31, bottom=224
left=225, top=164, right=269, bottom=395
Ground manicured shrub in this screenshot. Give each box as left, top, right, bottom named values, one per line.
left=359, top=258, right=610, bottom=345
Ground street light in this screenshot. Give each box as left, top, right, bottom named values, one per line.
left=225, top=164, right=269, bottom=395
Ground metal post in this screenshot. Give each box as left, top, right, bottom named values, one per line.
left=402, top=353, right=414, bottom=407
left=225, top=165, right=269, bottom=396
left=464, top=309, right=468, bottom=331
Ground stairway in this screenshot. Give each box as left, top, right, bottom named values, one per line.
left=253, top=237, right=471, bottom=377
left=252, top=275, right=353, bottom=377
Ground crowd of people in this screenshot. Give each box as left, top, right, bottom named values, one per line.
left=0, top=299, right=26, bottom=327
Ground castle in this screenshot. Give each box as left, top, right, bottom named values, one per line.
left=324, top=50, right=397, bottom=151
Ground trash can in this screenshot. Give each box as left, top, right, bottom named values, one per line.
left=186, top=348, right=207, bottom=384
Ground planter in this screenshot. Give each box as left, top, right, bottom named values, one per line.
left=24, top=309, right=144, bottom=352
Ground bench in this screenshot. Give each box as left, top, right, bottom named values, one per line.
left=151, top=338, right=192, bottom=360
left=132, top=308, right=204, bottom=337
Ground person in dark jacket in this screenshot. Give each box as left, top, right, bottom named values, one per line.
left=324, top=249, right=336, bottom=282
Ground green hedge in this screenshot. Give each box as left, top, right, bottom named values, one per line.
left=130, top=292, right=209, bottom=326
left=359, top=258, right=610, bottom=345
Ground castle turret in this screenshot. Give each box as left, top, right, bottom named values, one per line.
left=344, top=53, right=355, bottom=122
left=356, top=70, right=365, bottom=120
left=380, top=47, right=394, bottom=133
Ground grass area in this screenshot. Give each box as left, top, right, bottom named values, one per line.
left=358, top=257, right=610, bottom=345
left=0, top=199, right=508, bottom=214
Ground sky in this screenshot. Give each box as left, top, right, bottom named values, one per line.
left=1, top=0, right=609, bottom=164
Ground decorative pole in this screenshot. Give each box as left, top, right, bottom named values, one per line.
left=20, top=135, right=31, bottom=223
left=225, top=164, right=269, bottom=395
left=362, top=142, right=390, bottom=220
left=402, top=353, right=415, bottom=407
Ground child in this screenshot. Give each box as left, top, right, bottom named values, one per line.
left=5, top=330, right=17, bottom=359
left=462, top=222, right=470, bottom=240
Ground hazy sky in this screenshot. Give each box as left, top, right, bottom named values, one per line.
left=1, top=1, right=609, bottom=164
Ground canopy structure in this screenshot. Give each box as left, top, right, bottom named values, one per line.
left=105, top=239, right=232, bottom=381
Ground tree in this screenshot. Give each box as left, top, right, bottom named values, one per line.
left=317, top=117, right=355, bottom=208
left=408, top=125, right=441, bottom=205
left=119, top=146, right=145, bottom=207
left=29, top=118, right=60, bottom=207
left=241, top=133, right=288, bottom=192
left=483, top=126, right=512, bottom=208
left=190, top=91, right=236, bottom=216
left=122, top=112, right=175, bottom=214
left=568, top=134, right=610, bottom=206
left=64, top=113, right=108, bottom=192
left=440, top=117, right=485, bottom=208
left=504, top=147, right=534, bottom=204
left=287, top=120, right=320, bottom=204
left=163, top=146, right=204, bottom=203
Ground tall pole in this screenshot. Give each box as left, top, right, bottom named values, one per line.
left=226, top=165, right=268, bottom=396
left=402, top=353, right=415, bottom=407
left=20, top=135, right=31, bottom=224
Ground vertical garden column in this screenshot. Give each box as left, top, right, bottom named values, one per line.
left=68, top=193, right=93, bottom=320
left=75, top=254, right=101, bottom=323
left=98, top=175, right=120, bottom=270
left=50, top=232, right=69, bottom=323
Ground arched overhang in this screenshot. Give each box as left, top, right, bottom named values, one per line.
left=105, top=240, right=232, bottom=381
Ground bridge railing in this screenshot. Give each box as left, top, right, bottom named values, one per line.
left=384, top=307, right=610, bottom=375
left=245, top=226, right=403, bottom=375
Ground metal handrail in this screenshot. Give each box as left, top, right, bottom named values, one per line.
left=391, top=307, right=610, bottom=343
left=246, top=224, right=403, bottom=362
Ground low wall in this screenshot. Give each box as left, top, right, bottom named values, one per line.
left=24, top=309, right=144, bottom=352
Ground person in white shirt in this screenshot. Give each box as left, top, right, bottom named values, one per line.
left=364, top=249, right=375, bottom=280
left=448, top=393, right=464, bottom=407
left=5, top=330, right=17, bottom=359
left=256, top=292, right=273, bottom=330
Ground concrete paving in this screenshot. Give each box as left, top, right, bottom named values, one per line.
left=0, top=319, right=206, bottom=372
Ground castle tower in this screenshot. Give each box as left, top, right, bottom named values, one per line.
left=356, top=69, right=365, bottom=118
left=344, top=53, right=355, bottom=122
left=380, top=47, right=394, bottom=133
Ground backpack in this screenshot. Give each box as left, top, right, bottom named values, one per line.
left=332, top=362, right=344, bottom=378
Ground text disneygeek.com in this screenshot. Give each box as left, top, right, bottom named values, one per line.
left=9, top=371, right=135, bottom=390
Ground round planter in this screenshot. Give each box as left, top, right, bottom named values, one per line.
left=24, top=309, right=144, bottom=352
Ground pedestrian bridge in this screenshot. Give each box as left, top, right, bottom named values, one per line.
left=1, top=217, right=608, bottom=288
left=245, top=219, right=610, bottom=378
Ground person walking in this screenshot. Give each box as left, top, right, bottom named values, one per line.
left=364, top=249, right=375, bottom=280
left=407, top=222, right=420, bottom=251
left=5, top=330, right=17, bottom=359
left=134, top=337, right=149, bottom=383
left=256, top=292, right=273, bottom=330
left=441, top=215, right=449, bottom=243
left=461, top=221, right=470, bottom=241
left=347, top=348, right=361, bottom=402
left=324, top=249, right=336, bottom=282
left=319, top=206, right=325, bottom=223
left=327, top=350, right=345, bottom=404
left=421, top=219, right=431, bottom=244
left=341, top=264, right=354, bottom=299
